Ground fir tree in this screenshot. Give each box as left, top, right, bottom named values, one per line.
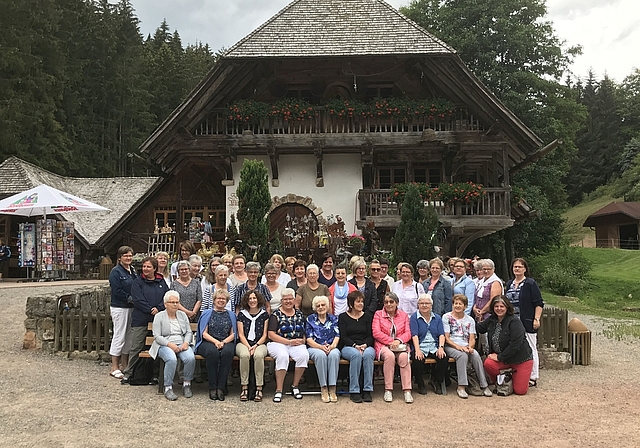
left=236, top=159, right=271, bottom=262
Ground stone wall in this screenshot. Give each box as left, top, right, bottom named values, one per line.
left=23, top=285, right=111, bottom=354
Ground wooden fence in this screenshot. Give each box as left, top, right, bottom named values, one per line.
left=55, top=309, right=112, bottom=353
left=537, top=305, right=569, bottom=351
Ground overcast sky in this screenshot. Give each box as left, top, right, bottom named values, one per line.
left=128, top=0, right=639, bottom=83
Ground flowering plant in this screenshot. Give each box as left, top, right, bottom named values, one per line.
left=392, top=182, right=433, bottom=203
left=434, top=182, right=485, bottom=204
left=269, top=99, right=316, bottom=122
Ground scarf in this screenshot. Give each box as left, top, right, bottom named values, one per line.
left=241, top=309, right=265, bottom=341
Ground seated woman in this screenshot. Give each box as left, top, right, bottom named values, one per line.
left=373, top=291, right=413, bottom=404
left=477, top=295, right=533, bottom=395
left=267, top=288, right=309, bottom=403
left=338, top=290, right=375, bottom=403
left=150, top=290, right=196, bottom=401
left=442, top=294, right=492, bottom=398
left=195, top=289, right=237, bottom=401
left=305, top=295, right=340, bottom=403
left=410, top=294, right=449, bottom=395
left=236, top=289, right=269, bottom=402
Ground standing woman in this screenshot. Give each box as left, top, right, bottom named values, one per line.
left=122, top=256, right=169, bottom=383
left=296, top=264, right=330, bottom=318
left=506, top=258, right=544, bottom=387
left=391, top=263, right=425, bottom=316
left=261, top=254, right=291, bottom=286
left=368, top=260, right=390, bottom=311
left=235, top=262, right=272, bottom=313
left=372, top=291, right=414, bottom=404
left=318, top=253, right=336, bottom=287
left=477, top=295, right=533, bottom=395
left=171, top=241, right=196, bottom=280
left=263, top=262, right=285, bottom=312
left=348, top=259, right=378, bottom=315
left=339, top=291, right=375, bottom=403
left=451, top=258, right=475, bottom=315
left=236, top=289, right=269, bottom=402
left=329, top=265, right=356, bottom=316
left=423, top=258, right=453, bottom=316
left=267, top=288, right=309, bottom=403
left=196, top=289, right=237, bottom=401
left=170, top=260, right=202, bottom=322
left=286, top=259, right=307, bottom=293
left=473, top=259, right=503, bottom=322
left=284, top=256, right=297, bottom=279
left=201, top=265, right=234, bottom=312
left=306, top=295, right=341, bottom=403
left=416, top=260, right=430, bottom=284
left=155, top=251, right=171, bottom=287
left=201, top=257, right=222, bottom=295
left=108, top=246, right=136, bottom=379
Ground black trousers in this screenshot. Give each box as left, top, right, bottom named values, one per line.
left=198, top=341, right=235, bottom=390
left=412, top=350, right=449, bottom=387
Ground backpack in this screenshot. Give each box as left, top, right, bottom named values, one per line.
left=128, top=358, right=154, bottom=386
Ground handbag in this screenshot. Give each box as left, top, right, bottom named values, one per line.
left=390, top=343, right=407, bottom=353
left=466, top=368, right=484, bottom=396
left=496, top=368, right=514, bottom=396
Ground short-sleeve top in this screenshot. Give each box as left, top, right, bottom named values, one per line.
left=237, top=310, right=270, bottom=346
left=442, top=312, right=476, bottom=347
left=207, top=309, right=232, bottom=341
left=297, top=283, right=330, bottom=318
left=268, top=308, right=305, bottom=340
left=305, top=313, right=340, bottom=346
left=170, top=278, right=202, bottom=321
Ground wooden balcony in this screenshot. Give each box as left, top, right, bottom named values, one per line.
left=357, top=188, right=513, bottom=232
left=194, top=107, right=484, bottom=136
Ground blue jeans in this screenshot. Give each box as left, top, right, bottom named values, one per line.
left=157, top=345, right=196, bottom=387
left=341, top=346, right=375, bottom=393
left=308, top=347, right=340, bottom=387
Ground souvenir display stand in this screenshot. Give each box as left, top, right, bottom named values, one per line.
left=36, top=219, right=74, bottom=280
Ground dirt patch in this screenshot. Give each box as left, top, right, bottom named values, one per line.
left=1, top=282, right=639, bottom=447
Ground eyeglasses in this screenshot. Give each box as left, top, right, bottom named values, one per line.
left=166, top=301, right=180, bottom=305
left=454, top=265, right=466, bottom=269
left=370, top=267, right=380, bottom=271
left=418, top=302, right=432, bottom=306
left=383, top=300, right=396, bottom=304
left=482, top=267, right=494, bottom=271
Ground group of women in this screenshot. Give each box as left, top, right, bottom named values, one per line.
left=109, top=246, right=543, bottom=402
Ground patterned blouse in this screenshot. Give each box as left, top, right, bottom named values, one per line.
left=170, top=278, right=202, bottom=322
left=305, top=313, right=340, bottom=346
left=268, top=308, right=305, bottom=340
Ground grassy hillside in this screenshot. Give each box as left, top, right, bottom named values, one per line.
left=542, top=247, right=640, bottom=319
left=562, top=194, right=623, bottom=246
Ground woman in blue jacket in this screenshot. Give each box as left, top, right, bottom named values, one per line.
left=108, top=246, right=136, bottom=379
left=121, top=256, right=168, bottom=384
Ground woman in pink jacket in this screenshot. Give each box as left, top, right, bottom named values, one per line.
left=372, top=291, right=414, bottom=404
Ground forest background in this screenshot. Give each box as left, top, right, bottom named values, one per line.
left=1, top=0, right=640, bottom=266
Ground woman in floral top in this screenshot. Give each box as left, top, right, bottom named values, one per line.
left=306, top=295, right=340, bottom=403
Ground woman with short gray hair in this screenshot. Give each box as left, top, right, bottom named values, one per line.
left=306, top=295, right=340, bottom=403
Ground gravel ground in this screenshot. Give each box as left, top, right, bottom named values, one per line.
left=1, top=281, right=639, bottom=448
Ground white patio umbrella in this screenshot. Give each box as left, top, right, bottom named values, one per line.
left=0, top=184, right=110, bottom=216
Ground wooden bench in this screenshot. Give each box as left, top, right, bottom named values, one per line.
left=139, top=322, right=455, bottom=394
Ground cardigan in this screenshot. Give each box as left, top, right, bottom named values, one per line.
left=505, top=277, right=544, bottom=333
left=409, top=311, right=445, bottom=351
left=149, top=310, right=192, bottom=359
left=476, top=314, right=532, bottom=364
left=195, top=308, right=237, bottom=352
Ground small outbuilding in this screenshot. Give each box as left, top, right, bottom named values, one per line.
left=583, top=202, right=640, bottom=249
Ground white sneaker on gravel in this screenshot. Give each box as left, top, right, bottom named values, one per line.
left=483, top=387, right=493, bottom=397
left=383, top=390, right=393, bottom=402
left=404, top=391, right=414, bottom=404
left=457, top=388, right=469, bottom=399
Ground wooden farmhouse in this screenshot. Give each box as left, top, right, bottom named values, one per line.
left=135, top=0, right=554, bottom=257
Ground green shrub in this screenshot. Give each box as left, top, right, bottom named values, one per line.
left=532, top=245, right=592, bottom=296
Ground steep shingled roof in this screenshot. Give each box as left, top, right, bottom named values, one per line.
left=0, top=157, right=161, bottom=247
left=224, top=0, right=454, bottom=58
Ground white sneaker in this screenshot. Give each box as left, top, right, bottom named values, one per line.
left=457, top=388, right=469, bottom=399
left=404, top=391, right=414, bottom=404
left=483, top=387, right=493, bottom=397
left=383, top=390, right=393, bottom=402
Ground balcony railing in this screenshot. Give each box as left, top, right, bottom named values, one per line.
left=358, top=188, right=511, bottom=220
left=194, top=107, right=484, bottom=136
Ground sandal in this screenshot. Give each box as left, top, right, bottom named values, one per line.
left=254, top=388, right=263, bottom=402
left=273, top=390, right=283, bottom=403
left=109, top=369, right=124, bottom=379
left=240, top=388, right=248, bottom=402
left=291, top=385, right=303, bottom=399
